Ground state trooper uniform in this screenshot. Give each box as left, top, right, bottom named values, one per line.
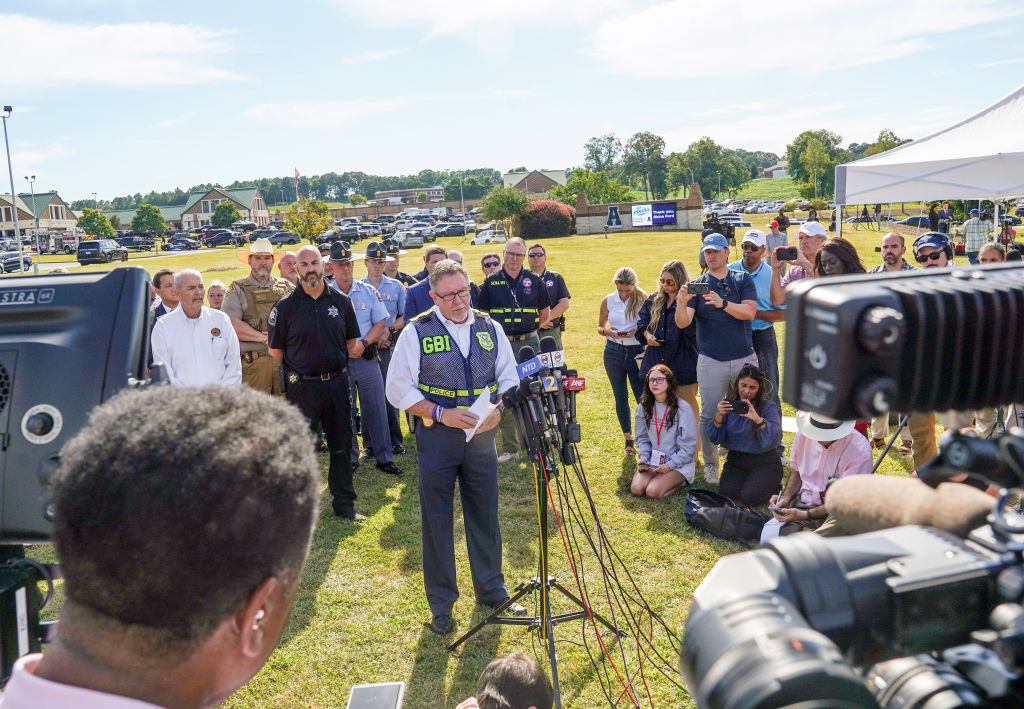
left=361, top=241, right=407, bottom=453
left=267, top=264, right=361, bottom=518
left=329, top=241, right=402, bottom=476
left=477, top=264, right=550, bottom=456
left=222, top=238, right=294, bottom=394
left=385, top=304, right=520, bottom=624
left=383, top=239, right=417, bottom=287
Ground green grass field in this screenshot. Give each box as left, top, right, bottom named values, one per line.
left=30, top=230, right=923, bottom=708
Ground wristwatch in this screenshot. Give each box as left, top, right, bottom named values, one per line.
left=359, top=337, right=368, bottom=348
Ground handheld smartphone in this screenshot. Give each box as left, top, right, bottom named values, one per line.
left=728, top=399, right=750, bottom=415
left=687, top=281, right=709, bottom=295
left=776, top=246, right=799, bottom=261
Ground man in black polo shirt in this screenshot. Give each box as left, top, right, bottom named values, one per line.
left=268, top=245, right=364, bottom=520
left=476, top=237, right=550, bottom=461
left=526, top=242, right=570, bottom=351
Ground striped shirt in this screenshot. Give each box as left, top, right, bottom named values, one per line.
left=961, top=217, right=993, bottom=252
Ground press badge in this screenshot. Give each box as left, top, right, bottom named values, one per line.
left=650, top=449, right=666, bottom=466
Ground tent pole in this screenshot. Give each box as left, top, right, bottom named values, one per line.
left=836, top=204, right=843, bottom=239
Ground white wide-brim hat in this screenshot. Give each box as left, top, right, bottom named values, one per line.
left=796, top=411, right=856, bottom=442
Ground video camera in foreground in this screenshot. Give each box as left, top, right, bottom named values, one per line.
left=682, top=263, right=1024, bottom=708
left=0, top=267, right=151, bottom=677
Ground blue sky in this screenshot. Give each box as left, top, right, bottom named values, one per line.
left=5, top=0, right=1024, bottom=202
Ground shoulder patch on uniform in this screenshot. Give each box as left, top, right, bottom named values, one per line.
left=475, top=331, right=495, bottom=351
left=268, top=306, right=277, bottom=326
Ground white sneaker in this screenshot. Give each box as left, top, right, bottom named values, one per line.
left=496, top=452, right=516, bottom=463
left=703, top=467, right=719, bottom=484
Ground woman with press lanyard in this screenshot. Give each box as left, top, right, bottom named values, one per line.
left=636, top=260, right=700, bottom=455
left=598, top=267, right=646, bottom=456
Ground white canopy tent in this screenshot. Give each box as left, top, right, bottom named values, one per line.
left=835, top=84, right=1024, bottom=205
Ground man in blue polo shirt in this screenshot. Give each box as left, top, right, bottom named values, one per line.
left=675, top=233, right=758, bottom=483
left=729, top=229, right=785, bottom=409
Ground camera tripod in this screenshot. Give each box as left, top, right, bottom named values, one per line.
left=446, top=406, right=618, bottom=708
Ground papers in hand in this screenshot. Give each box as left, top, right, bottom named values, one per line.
left=466, top=390, right=498, bottom=442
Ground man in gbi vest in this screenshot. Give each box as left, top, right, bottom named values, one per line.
left=385, top=259, right=523, bottom=636
left=222, top=238, right=294, bottom=394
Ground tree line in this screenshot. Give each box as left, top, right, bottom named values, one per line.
left=70, top=168, right=503, bottom=211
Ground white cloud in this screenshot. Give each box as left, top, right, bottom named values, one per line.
left=334, top=0, right=617, bottom=38
left=341, top=48, right=408, bottom=64
left=3, top=14, right=242, bottom=87
left=243, top=98, right=413, bottom=127
left=9, top=139, right=77, bottom=177
left=978, top=57, right=1024, bottom=68
left=588, top=0, right=1022, bottom=78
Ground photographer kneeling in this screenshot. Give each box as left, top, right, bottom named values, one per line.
left=705, top=364, right=783, bottom=506
left=630, top=364, right=697, bottom=498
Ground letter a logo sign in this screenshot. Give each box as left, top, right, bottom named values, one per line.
left=606, top=205, right=622, bottom=228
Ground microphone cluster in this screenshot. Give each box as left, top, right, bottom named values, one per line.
left=501, top=336, right=584, bottom=466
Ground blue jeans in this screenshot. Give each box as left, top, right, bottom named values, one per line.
left=966, top=250, right=979, bottom=265
left=603, top=341, right=643, bottom=435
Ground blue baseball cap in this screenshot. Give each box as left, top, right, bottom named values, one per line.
left=969, top=208, right=979, bottom=215
left=701, top=233, right=729, bottom=252
left=913, top=231, right=949, bottom=255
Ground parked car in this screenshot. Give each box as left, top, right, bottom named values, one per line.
left=160, top=236, right=201, bottom=251
left=78, top=238, right=130, bottom=264
left=248, top=228, right=277, bottom=242
left=336, top=225, right=361, bottom=241
left=433, top=223, right=466, bottom=237
left=267, top=231, right=299, bottom=246
left=0, top=251, right=32, bottom=274
left=393, top=230, right=424, bottom=248
left=470, top=230, right=508, bottom=245
left=116, top=236, right=155, bottom=251
left=898, top=216, right=931, bottom=228
left=203, top=232, right=245, bottom=247
left=717, top=214, right=752, bottom=228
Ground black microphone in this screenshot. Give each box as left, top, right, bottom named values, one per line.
left=917, top=432, right=1020, bottom=490
left=540, top=336, right=575, bottom=462
left=825, top=476, right=995, bottom=538
left=517, top=344, right=536, bottom=365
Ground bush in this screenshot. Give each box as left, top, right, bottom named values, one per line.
left=809, top=198, right=828, bottom=211
left=519, top=199, right=575, bottom=239
left=783, top=200, right=801, bottom=212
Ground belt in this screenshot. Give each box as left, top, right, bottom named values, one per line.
left=508, top=331, right=537, bottom=343
left=242, top=350, right=269, bottom=363
left=287, top=369, right=347, bottom=381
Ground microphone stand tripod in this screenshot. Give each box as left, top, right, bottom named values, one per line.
left=446, top=385, right=618, bottom=708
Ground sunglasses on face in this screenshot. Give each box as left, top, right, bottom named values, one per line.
left=528, top=252, right=545, bottom=258
left=482, top=261, right=500, bottom=268
left=916, top=251, right=944, bottom=263
left=741, top=243, right=762, bottom=251
left=659, top=277, right=675, bottom=286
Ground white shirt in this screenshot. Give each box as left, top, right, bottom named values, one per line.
left=386, top=306, right=519, bottom=411
left=0, top=654, right=163, bottom=709
left=604, top=292, right=641, bottom=345
left=151, top=306, right=242, bottom=389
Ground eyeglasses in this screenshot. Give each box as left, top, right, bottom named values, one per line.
left=482, top=261, right=500, bottom=268
left=528, top=252, right=545, bottom=257
left=741, top=243, right=762, bottom=251
left=435, top=288, right=471, bottom=302
left=916, top=251, right=945, bottom=263
left=504, top=252, right=526, bottom=259
left=659, top=277, right=675, bottom=286
left=648, top=376, right=667, bottom=384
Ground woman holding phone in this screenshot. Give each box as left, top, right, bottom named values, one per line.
left=598, top=267, right=646, bottom=456
left=631, top=364, right=697, bottom=498
left=705, top=364, right=783, bottom=506
left=636, top=260, right=699, bottom=453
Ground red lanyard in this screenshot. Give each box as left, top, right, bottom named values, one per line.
left=652, top=404, right=667, bottom=446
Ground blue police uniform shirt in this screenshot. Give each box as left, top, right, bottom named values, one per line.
left=362, top=274, right=405, bottom=327
left=728, top=258, right=784, bottom=331
left=333, top=279, right=388, bottom=337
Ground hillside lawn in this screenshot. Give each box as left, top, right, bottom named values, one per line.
left=31, top=227, right=930, bottom=708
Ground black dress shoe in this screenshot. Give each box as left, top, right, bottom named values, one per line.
left=392, top=443, right=406, bottom=455
left=377, top=461, right=403, bottom=476
left=429, top=614, right=453, bottom=635
left=480, top=598, right=527, bottom=616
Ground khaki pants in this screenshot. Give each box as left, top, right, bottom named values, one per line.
left=242, top=353, right=283, bottom=396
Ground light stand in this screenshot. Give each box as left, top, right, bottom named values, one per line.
left=1, top=107, right=26, bottom=268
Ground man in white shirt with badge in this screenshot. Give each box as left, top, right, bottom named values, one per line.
left=151, top=268, right=242, bottom=388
